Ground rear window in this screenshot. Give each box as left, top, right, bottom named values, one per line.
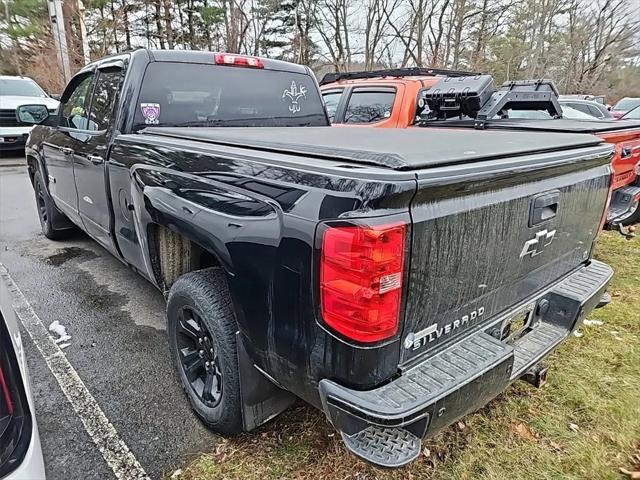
left=344, top=90, right=395, bottom=124
left=134, top=62, right=327, bottom=129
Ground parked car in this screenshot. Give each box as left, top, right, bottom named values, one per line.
left=0, top=76, right=59, bottom=152
left=322, top=71, right=640, bottom=231
left=0, top=275, right=46, bottom=479
left=611, top=97, right=640, bottom=119
left=558, top=97, right=612, bottom=119
left=21, top=50, right=614, bottom=468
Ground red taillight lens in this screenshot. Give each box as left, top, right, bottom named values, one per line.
left=214, top=53, right=264, bottom=68
left=320, top=223, right=406, bottom=343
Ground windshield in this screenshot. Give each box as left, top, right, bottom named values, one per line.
left=134, top=62, right=327, bottom=129
left=0, top=78, right=47, bottom=97
left=622, top=106, right=640, bottom=119
left=614, top=98, right=640, bottom=111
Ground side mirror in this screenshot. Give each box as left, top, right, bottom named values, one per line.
left=50, top=94, right=61, bottom=100
left=16, top=104, right=49, bottom=125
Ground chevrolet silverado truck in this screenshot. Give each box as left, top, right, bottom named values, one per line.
left=321, top=70, right=640, bottom=233
left=22, top=50, right=614, bottom=468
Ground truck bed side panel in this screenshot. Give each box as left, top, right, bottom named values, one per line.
left=107, top=136, right=417, bottom=404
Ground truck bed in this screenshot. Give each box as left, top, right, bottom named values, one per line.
left=141, top=126, right=604, bottom=171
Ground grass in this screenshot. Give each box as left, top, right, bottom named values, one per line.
left=179, top=228, right=640, bottom=480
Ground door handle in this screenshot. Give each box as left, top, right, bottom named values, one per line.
left=60, top=147, right=74, bottom=155
left=621, top=146, right=640, bottom=158
left=88, top=154, right=104, bottom=165
left=530, top=190, right=560, bottom=226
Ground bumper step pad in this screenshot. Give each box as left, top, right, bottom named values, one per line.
left=511, top=323, right=564, bottom=377
left=341, top=426, right=421, bottom=468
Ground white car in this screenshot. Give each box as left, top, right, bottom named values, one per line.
left=0, top=281, right=46, bottom=479
left=0, top=76, right=59, bottom=151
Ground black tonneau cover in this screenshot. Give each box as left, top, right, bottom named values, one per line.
left=142, top=127, right=603, bottom=171
left=426, top=118, right=640, bottom=134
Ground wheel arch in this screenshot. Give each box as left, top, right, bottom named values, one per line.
left=25, top=153, right=45, bottom=188
left=146, top=222, right=230, bottom=293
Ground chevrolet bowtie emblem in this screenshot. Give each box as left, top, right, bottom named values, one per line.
left=520, top=229, right=556, bottom=258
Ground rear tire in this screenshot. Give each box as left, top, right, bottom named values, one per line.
left=167, top=268, right=243, bottom=435
left=33, top=170, right=72, bottom=240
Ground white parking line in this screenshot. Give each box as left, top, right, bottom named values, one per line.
left=0, top=264, right=150, bottom=480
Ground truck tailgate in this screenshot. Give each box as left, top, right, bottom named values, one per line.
left=402, top=144, right=613, bottom=364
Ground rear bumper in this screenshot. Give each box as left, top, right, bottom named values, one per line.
left=319, top=260, right=613, bottom=467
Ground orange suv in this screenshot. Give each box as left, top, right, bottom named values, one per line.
left=319, top=68, right=474, bottom=128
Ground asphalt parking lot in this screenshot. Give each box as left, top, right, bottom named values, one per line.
left=0, top=155, right=219, bottom=479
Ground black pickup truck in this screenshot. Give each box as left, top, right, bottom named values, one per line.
left=22, top=50, right=614, bottom=468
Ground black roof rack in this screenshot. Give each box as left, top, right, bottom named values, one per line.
left=319, top=67, right=480, bottom=86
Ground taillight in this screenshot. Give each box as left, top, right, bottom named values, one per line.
left=320, top=222, right=406, bottom=343
left=214, top=53, right=264, bottom=68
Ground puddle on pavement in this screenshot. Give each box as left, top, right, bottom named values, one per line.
left=45, top=246, right=93, bottom=266
left=75, top=256, right=166, bottom=330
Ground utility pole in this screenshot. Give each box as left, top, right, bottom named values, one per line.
left=77, top=0, right=90, bottom=64
left=48, top=0, right=72, bottom=82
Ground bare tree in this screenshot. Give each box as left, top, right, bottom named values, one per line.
left=363, top=0, right=402, bottom=69
left=314, top=0, right=355, bottom=71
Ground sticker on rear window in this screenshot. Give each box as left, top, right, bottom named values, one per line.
left=140, top=103, right=161, bottom=125
left=282, top=81, right=307, bottom=113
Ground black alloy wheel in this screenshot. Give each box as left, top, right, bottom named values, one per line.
left=176, top=306, right=223, bottom=408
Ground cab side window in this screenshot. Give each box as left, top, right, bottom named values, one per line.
left=61, top=75, right=93, bottom=130
left=322, top=90, right=343, bottom=123
left=588, top=105, right=604, bottom=118
left=567, top=102, right=597, bottom=118
left=344, top=89, right=396, bottom=124
left=88, top=68, right=123, bottom=131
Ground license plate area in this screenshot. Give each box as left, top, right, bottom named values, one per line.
left=496, top=302, right=536, bottom=344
